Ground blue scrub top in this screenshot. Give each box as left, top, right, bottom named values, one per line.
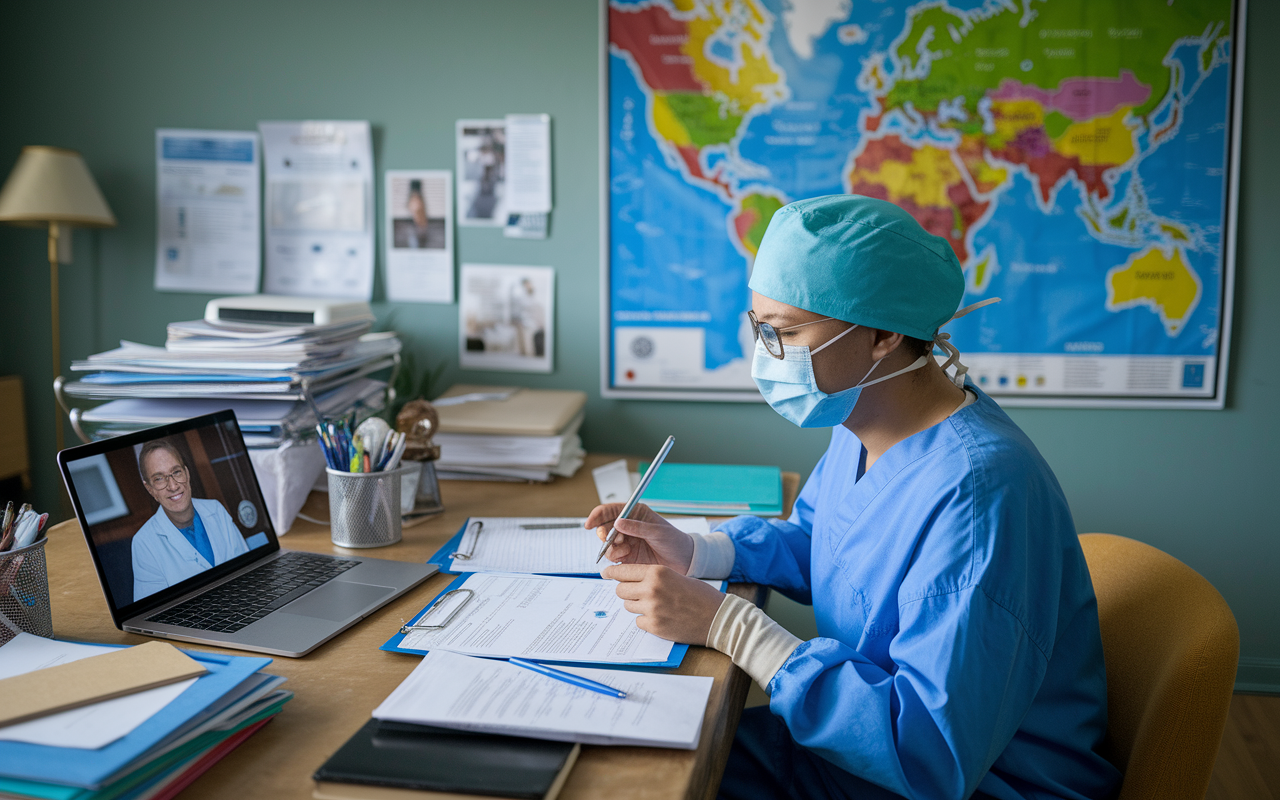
left=717, top=384, right=1122, bottom=800
left=176, top=511, right=215, bottom=568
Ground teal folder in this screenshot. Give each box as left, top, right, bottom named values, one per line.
left=637, top=462, right=783, bottom=517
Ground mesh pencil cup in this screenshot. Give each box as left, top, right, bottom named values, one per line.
left=0, top=536, right=53, bottom=643
left=327, top=466, right=416, bottom=548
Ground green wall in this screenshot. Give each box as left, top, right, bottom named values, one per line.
left=1, top=1, right=1275, bottom=689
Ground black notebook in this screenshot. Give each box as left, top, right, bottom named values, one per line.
left=313, top=719, right=580, bottom=800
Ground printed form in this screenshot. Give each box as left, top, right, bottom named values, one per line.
left=260, top=121, right=374, bottom=299
left=402, top=573, right=676, bottom=664
left=374, top=650, right=713, bottom=749
left=448, top=516, right=710, bottom=574
left=154, top=129, right=260, bottom=294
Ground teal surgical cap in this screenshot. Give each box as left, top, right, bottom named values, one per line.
left=748, top=195, right=966, bottom=341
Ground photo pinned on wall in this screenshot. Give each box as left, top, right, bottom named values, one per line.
left=459, top=264, right=554, bottom=373
left=384, top=169, right=454, bottom=303
left=455, top=120, right=506, bottom=227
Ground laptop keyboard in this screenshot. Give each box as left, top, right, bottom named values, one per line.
left=145, top=551, right=360, bottom=633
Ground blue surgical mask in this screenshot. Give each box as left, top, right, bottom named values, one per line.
left=751, top=325, right=928, bottom=428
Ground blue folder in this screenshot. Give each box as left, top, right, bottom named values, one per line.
left=0, top=645, right=271, bottom=789
left=381, top=572, right=689, bottom=670
left=637, top=462, right=783, bottom=516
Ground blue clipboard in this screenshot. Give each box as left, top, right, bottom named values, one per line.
left=425, top=520, right=473, bottom=573
left=425, top=518, right=613, bottom=578
left=380, top=572, right=691, bottom=670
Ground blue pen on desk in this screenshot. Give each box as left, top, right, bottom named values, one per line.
left=508, top=658, right=627, bottom=699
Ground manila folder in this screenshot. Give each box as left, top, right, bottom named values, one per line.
left=0, top=641, right=206, bottom=726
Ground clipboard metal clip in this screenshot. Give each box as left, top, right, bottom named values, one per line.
left=399, top=588, right=474, bottom=634
left=450, top=519, right=483, bottom=561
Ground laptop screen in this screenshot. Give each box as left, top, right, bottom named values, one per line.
left=58, top=410, right=278, bottom=623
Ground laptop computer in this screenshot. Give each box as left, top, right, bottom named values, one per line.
left=57, top=409, right=437, bottom=657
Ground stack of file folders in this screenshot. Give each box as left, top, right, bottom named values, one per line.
left=0, top=635, right=292, bottom=800
left=58, top=314, right=399, bottom=532
left=433, top=386, right=587, bottom=482
left=63, top=316, right=399, bottom=436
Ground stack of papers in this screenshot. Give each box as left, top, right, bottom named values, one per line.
left=0, top=633, right=291, bottom=800
left=375, top=650, right=713, bottom=750
left=433, top=385, right=587, bottom=482
left=59, top=315, right=399, bottom=532
left=63, top=328, right=398, bottom=402
left=79, top=377, right=386, bottom=447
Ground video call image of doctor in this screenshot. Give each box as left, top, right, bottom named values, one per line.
left=131, top=439, right=250, bottom=602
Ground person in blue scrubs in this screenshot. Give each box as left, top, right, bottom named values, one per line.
left=588, top=196, right=1121, bottom=800
left=131, top=440, right=249, bottom=602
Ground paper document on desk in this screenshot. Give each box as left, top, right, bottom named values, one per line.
left=374, top=650, right=712, bottom=749
left=0, top=633, right=197, bottom=749
left=401, top=572, right=676, bottom=664
left=591, top=458, right=637, bottom=504
left=447, top=516, right=709, bottom=575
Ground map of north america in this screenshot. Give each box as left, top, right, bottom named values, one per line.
left=608, top=0, right=1234, bottom=390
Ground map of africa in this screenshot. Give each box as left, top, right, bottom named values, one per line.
left=606, top=0, right=1240, bottom=404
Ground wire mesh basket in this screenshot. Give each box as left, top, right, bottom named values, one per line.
left=327, top=467, right=415, bottom=548
left=0, top=536, right=53, bottom=644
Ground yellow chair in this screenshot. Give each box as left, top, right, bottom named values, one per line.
left=1079, top=533, right=1239, bottom=800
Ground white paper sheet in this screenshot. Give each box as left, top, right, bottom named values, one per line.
left=375, top=650, right=712, bottom=749
left=447, top=516, right=710, bottom=574
left=456, top=119, right=506, bottom=226
left=154, top=129, right=260, bottom=294
left=401, top=572, right=675, bottom=663
left=0, top=634, right=197, bottom=749
left=591, top=459, right=632, bottom=504
left=260, top=121, right=374, bottom=298
left=385, top=170, right=454, bottom=303
left=504, top=114, right=552, bottom=214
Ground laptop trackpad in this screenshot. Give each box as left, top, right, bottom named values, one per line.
left=282, top=580, right=395, bottom=621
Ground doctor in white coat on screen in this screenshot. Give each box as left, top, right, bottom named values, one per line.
left=131, top=440, right=249, bottom=603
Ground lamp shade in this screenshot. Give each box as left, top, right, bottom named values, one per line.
left=0, top=146, right=115, bottom=228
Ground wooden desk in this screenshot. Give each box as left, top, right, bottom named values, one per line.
left=43, top=454, right=799, bottom=800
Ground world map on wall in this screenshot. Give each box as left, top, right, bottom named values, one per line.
left=606, top=0, right=1239, bottom=402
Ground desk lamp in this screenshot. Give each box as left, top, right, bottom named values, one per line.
left=0, top=146, right=116, bottom=453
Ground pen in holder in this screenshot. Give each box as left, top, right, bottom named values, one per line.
left=0, top=536, right=53, bottom=644
left=327, top=465, right=418, bottom=549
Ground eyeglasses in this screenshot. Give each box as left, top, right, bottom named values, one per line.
left=748, top=310, right=843, bottom=360
left=147, top=466, right=188, bottom=489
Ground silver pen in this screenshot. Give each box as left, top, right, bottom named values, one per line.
left=595, top=435, right=675, bottom=564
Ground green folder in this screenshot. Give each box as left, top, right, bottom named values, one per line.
left=637, top=462, right=783, bottom=517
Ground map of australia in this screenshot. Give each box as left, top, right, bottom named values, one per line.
left=607, top=0, right=1237, bottom=399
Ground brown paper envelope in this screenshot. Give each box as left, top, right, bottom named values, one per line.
left=0, top=640, right=207, bottom=727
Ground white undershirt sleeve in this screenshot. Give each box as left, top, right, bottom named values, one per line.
left=686, top=530, right=736, bottom=579
left=706, top=593, right=803, bottom=692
